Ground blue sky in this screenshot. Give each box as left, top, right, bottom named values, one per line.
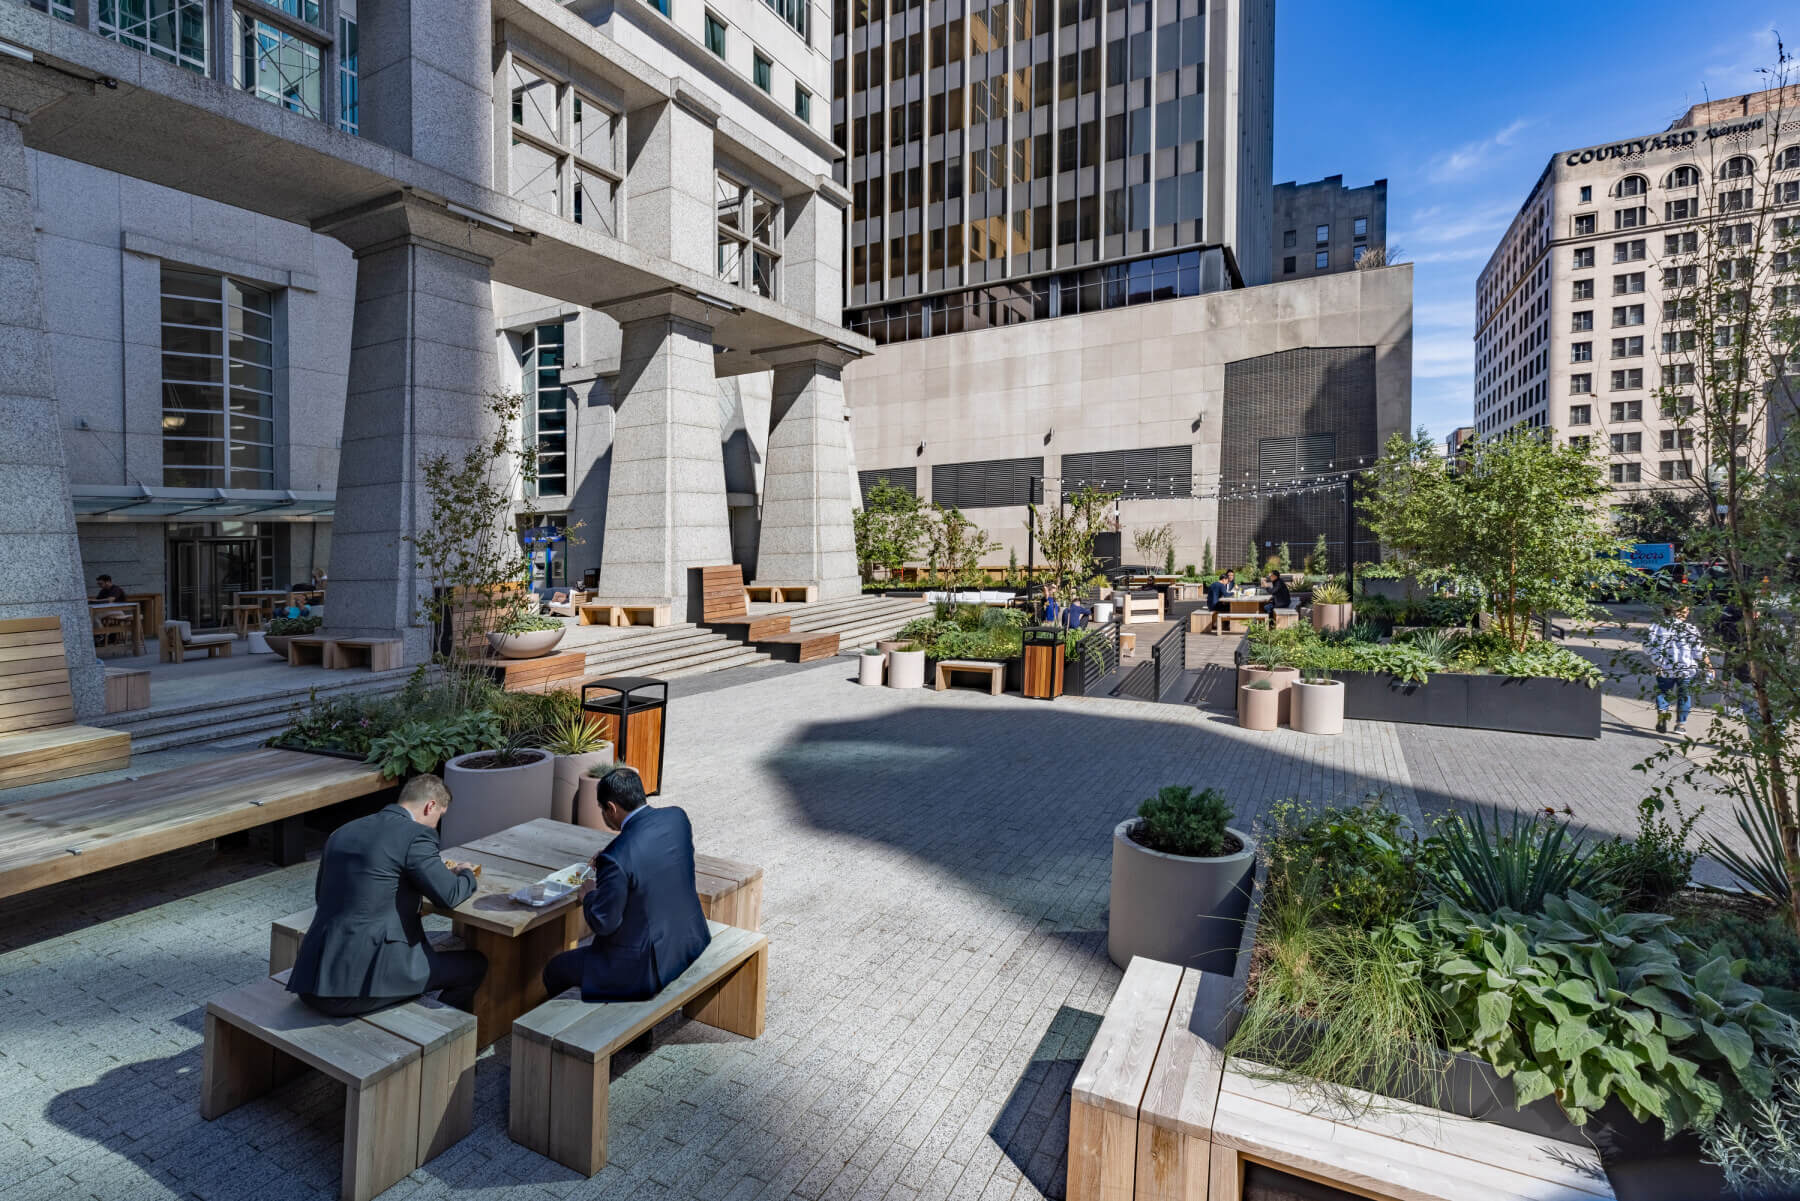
left=1270, top=1, right=1787, bottom=443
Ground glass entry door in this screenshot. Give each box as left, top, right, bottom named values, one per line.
left=168, top=537, right=262, bottom=627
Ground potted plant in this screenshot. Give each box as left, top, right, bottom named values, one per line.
left=1290, top=669, right=1344, bottom=735
left=441, top=736, right=554, bottom=845
left=1239, top=644, right=1300, bottom=725
left=1108, top=785, right=1256, bottom=972
left=574, top=762, right=618, bottom=830
left=1237, top=678, right=1280, bottom=730
left=1310, top=581, right=1353, bottom=633
left=486, top=600, right=566, bottom=659
left=264, top=613, right=322, bottom=658
left=543, top=714, right=612, bottom=824
left=858, top=646, right=886, bottom=686
left=887, top=642, right=927, bottom=689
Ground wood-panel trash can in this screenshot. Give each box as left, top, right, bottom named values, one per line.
left=1020, top=625, right=1065, bottom=700
left=580, top=676, right=669, bottom=796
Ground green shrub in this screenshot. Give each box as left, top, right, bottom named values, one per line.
left=271, top=689, right=396, bottom=755
left=1261, top=800, right=1435, bottom=929
left=1675, top=904, right=1800, bottom=1014
left=365, top=711, right=503, bottom=779
left=266, top=614, right=322, bottom=636
left=1590, top=798, right=1700, bottom=912
left=1426, top=806, right=1612, bottom=916
left=1132, top=786, right=1237, bottom=858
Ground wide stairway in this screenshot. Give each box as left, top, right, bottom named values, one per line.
left=94, top=595, right=927, bottom=753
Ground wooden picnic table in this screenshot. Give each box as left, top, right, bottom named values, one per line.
left=429, top=818, right=762, bottom=1048
left=1222, top=595, right=1269, bottom=613
left=89, top=602, right=144, bottom=657
left=236, top=589, right=299, bottom=618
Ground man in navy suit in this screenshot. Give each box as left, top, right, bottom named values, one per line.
left=541, top=767, right=712, bottom=1004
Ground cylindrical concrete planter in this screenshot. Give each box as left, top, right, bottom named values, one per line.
left=887, top=649, right=926, bottom=688
left=1311, top=602, right=1353, bottom=633
left=1238, top=665, right=1299, bottom=724
left=1238, top=684, right=1280, bottom=730
left=1093, top=601, right=1115, bottom=624
left=858, top=652, right=886, bottom=686
left=441, top=747, right=553, bottom=846
left=551, top=747, right=613, bottom=824
left=1290, top=679, right=1345, bottom=735
left=876, top=639, right=907, bottom=665
left=1108, top=819, right=1257, bottom=973
left=486, top=628, right=565, bottom=659
left=247, top=631, right=272, bottom=655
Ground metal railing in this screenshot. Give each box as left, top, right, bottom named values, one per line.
left=1150, top=623, right=1186, bottom=702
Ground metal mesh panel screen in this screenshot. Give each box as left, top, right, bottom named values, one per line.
left=858, top=467, right=918, bottom=504
left=1059, top=445, right=1194, bottom=499
left=930, top=456, right=1044, bottom=509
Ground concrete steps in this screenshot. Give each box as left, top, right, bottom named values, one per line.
left=92, top=669, right=414, bottom=754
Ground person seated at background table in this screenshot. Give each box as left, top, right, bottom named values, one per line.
left=1263, top=572, right=1292, bottom=615
left=1207, top=570, right=1236, bottom=611
left=282, top=594, right=313, bottom=620
left=93, top=575, right=126, bottom=603
left=287, top=774, right=487, bottom=1017
left=542, top=766, right=712, bottom=1013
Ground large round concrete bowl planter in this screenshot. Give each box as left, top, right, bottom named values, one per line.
left=441, top=747, right=553, bottom=846
left=887, top=649, right=926, bottom=689
left=551, top=747, right=613, bottom=824
left=1238, top=665, right=1298, bottom=723
left=1237, top=684, right=1279, bottom=730
left=486, top=628, right=565, bottom=659
left=858, top=653, right=886, bottom=686
left=1290, top=678, right=1344, bottom=735
left=264, top=634, right=294, bottom=658
left=1108, top=819, right=1256, bottom=973
left=1311, top=602, right=1353, bottom=633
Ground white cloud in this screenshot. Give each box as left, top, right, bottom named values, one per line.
left=1412, top=299, right=1474, bottom=330
left=1427, top=119, right=1530, bottom=184
left=1412, top=332, right=1472, bottom=382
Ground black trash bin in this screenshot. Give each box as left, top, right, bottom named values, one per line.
left=580, top=677, right=669, bottom=796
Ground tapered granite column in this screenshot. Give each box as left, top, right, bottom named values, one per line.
left=757, top=344, right=860, bottom=599
left=596, top=292, right=734, bottom=612
left=318, top=198, right=505, bottom=662
left=0, top=113, right=103, bottom=716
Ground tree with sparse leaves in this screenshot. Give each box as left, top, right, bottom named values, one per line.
left=1029, top=486, right=1119, bottom=610
left=853, top=478, right=929, bottom=581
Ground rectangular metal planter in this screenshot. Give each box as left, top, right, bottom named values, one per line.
left=1336, top=670, right=1601, bottom=739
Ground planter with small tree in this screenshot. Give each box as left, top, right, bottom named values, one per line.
left=1310, top=581, right=1353, bottom=632
left=1108, top=785, right=1256, bottom=972
left=486, top=599, right=566, bottom=659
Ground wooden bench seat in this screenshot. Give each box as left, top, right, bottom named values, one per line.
left=576, top=602, right=671, bottom=628
left=509, top=920, right=767, bottom=1175
left=1122, top=593, right=1165, bottom=625
left=269, top=908, right=465, bottom=976
left=327, top=638, right=403, bottom=671
left=754, top=630, right=839, bottom=662
left=0, top=616, right=132, bottom=787
left=696, top=565, right=835, bottom=659
left=0, top=724, right=132, bottom=788
left=1214, top=612, right=1268, bottom=636
left=744, top=583, right=817, bottom=604
left=1187, top=610, right=1215, bottom=634
left=203, top=973, right=476, bottom=1201
left=1069, top=957, right=1186, bottom=1201
left=1271, top=608, right=1298, bottom=630
left=482, top=650, right=587, bottom=693
left=161, top=619, right=235, bottom=662
left=286, top=635, right=332, bottom=666
left=934, top=658, right=1005, bottom=694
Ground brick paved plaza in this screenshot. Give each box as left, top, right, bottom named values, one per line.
left=0, top=656, right=1741, bottom=1201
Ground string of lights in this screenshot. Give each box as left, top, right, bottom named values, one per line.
left=1035, top=454, right=1378, bottom=504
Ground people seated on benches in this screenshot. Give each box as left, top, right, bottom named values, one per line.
left=541, top=767, right=712, bottom=1006
left=93, top=574, right=127, bottom=603
left=1206, top=570, right=1236, bottom=611
left=286, top=774, right=488, bottom=1018
left=1262, top=572, right=1291, bottom=616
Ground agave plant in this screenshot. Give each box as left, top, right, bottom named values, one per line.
left=1427, top=806, right=1613, bottom=916
left=543, top=713, right=608, bottom=755
left=1311, top=582, right=1350, bottom=605
left=1404, top=628, right=1456, bottom=666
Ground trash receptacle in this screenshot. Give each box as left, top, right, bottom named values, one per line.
left=1021, top=624, right=1065, bottom=700
left=580, top=676, right=669, bottom=795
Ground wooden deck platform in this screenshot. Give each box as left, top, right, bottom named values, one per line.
left=0, top=748, right=390, bottom=901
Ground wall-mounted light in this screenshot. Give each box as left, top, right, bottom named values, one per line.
left=916, top=440, right=926, bottom=456
left=1191, top=413, right=1204, bottom=432
left=1043, top=427, right=1054, bottom=445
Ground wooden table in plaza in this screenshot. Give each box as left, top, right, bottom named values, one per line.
left=236, top=588, right=300, bottom=619
left=428, top=818, right=762, bottom=1048
left=89, top=602, right=144, bottom=657
left=1215, top=593, right=1271, bottom=636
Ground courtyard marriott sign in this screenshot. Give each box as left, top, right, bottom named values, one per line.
left=1564, top=117, right=1765, bottom=165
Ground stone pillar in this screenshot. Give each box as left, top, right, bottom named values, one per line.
left=317, top=197, right=504, bottom=663
left=780, top=180, right=849, bottom=325
left=758, top=345, right=860, bottom=599
left=0, top=114, right=103, bottom=716
left=624, top=85, right=719, bottom=277
left=596, top=292, right=734, bottom=611
left=358, top=0, right=494, bottom=186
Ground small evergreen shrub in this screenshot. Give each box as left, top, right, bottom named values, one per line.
left=1132, top=786, right=1238, bottom=858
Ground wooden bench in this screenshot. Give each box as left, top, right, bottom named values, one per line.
left=483, top=650, right=587, bottom=693
left=1069, top=957, right=1187, bottom=1201
left=744, top=583, right=817, bottom=604
left=577, top=602, right=671, bottom=628
left=698, top=565, right=838, bottom=662
left=0, top=617, right=131, bottom=788
left=103, top=666, right=149, bottom=713
left=161, top=619, right=235, bottom=662
left=510, top=920, right=767, bottom=1175
left=934, top=658, right=1005, bottom=695
left=327, top=638, right=403, bottom=671
left=269, top=909, right=465, bottom=976
left=1214, top=612, right=1268, bottom=637
left=203, top=973, right=476, bottom=1201
left=1271, top=608, right=1298, bottom=630
left=1122, top=592, right=1164, bottom=625
left=223, top=603, right=265, bottom=636
left=286, top=635, right=332, bottom=666
left=1187, top=610, right=1215, bottom=635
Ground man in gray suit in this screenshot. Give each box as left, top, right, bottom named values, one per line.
left=286, top=775, right=488, bottom=1017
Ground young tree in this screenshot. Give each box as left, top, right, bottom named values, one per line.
left=927, top=504, right=1000, bottom=591
left=1359, top=428, right=1619, bottom=650
left=1243, top=538, right=1259, bottom=578
left=1132, top=523, right=1176, bottom=569
left=852, top=478, right=929, bottom=582
left=1029, top=486, right=1118, bottom=608
left=1202, top=538, right=1214, bottom=575
left=1307, top=532, right=1330, bottom=577
left=1635, top=61, right=1800, bottom=932
left=1277, top=542, right=1292, bottom=574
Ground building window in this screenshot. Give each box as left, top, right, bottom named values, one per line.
left=1610, top=337, right=1643, bottom=359
left=1609, top=432, right=1642, bottom=453
left=1314, top=224, right=1329, bottom=244
left=1282, top=256, right=1296, bottom=274
left=1662, top=363, right=1695, bottom=389
left=1571, top=311, right=1593, bottom=332
left=99, top=0, right=209, bottom=73
left=753, top=51, right=772, bottom=92
left=1612, top=239, right=1644, bottom=263
left=1665, top=198, right=1696, bottom=221
left=1778, top=146, right=1800, bottom=170
left=1664, top=231, right=1697, bottom=255
left=1611, top=462, right=1642, bottom=484
left=1314, top=249, right=1328, bottom=269
left=1573, top=247, right=1595, bottom=269
left=1665, top=165, right=1698, bottom=188
left=1570, top=434, right=1591, bottom=450
left=1282, top=229, right=1296, bottom=248
left=1569, top=403, right=1591, bottom=424
left=25, top=0, right=76, bottom=19
left=1613, top=272, right=1644, bottom=295
left=1660, top=429, right=1693, bottom=451
left=763, top=0, right=809, bottom=40
left=704, top=10, right=727, bottom=56
left=234, top=12, right=324, bottom=120
left=159, top=266, right=275, bottom=490
left=1614, top=206, right=1646, bottom=229
left=337, top=3, right=359, bottom=134
left=644, top=0, right=671, bottom=15
left=1574, top=214, right=1597, bottom=236
left=1659, top=460, right=1692, bottom=481
left=1610, top=400, right=1643, bottom=421
left=509, top=62, right=561, bottom=217
left=1719, top=187, right=1753, bottom=211
left=1616, top=175, right=1647, bottom=197
left=1352, top=245, right=1367, bottom=264
left=1570, top=377, right=1592, bottom=397
left=1720, top=155, right=1755, bottom=180
left=571, top=94, right=621, bottom=237
left=1353, top=216, right=1367, bottom=240
left=1612, top=304, right=1643, bottom=327
left=794, top=84, right=812, bottom=122
left=521, top=324, right=568, bottom=498
left=1777, top=181, right=1800, bottom=205
left=1572, top=279, right=1594, bottom=300
left=1662, top=329, right=1696, bottom=352
left=1579, top=185, right=1593, bottom=203
left=716, top=172, right=780, bottom=298
left=1610, top=368, right=1644, bottom=390
left=507, top=67, right=621, bottom=235
left=1571, top=342, right=1592, bottom=363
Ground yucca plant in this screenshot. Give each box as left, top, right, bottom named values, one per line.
left=1426, top=806, right=1612, bottom=916
left=543, top=713, right=609, bottom=755
left=1403, top=628, right=1456, bottom=666
left=1311, top=582, right=1350, bottom=605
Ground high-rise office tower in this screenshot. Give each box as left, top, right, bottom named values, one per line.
left=834, top=0, right=1274, bottom=345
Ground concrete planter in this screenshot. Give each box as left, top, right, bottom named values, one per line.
left=858, top=652, right=886, bottom=685
left=486, top=628, right=565, bottom=659
left=1290, top=678, right=1344, bottom=735
left=876, top=639, right=907, bottom=664
left=441, top=747, right=553, bottom=845
left=551, top=748, right=613, bottom=824
left=887, top=649, right=926, bottom=688
left=1108, top=819, right=1256, bottom=973
left=1336, top=671, right=1602, bottom=739
left=1237, top=684, right=1279, bottom=730
left=1238, top=665, right=1298, bottom=723
left=264, top=634, right=294, bottom=658
left=1311, top=602, right=1353, bottom=632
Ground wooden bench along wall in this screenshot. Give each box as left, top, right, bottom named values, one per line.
left=0, top=616, right=131, bottom=788
left=696, top=566, right=838, bottom=662
left=482, top=651, right=588, bottom=694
